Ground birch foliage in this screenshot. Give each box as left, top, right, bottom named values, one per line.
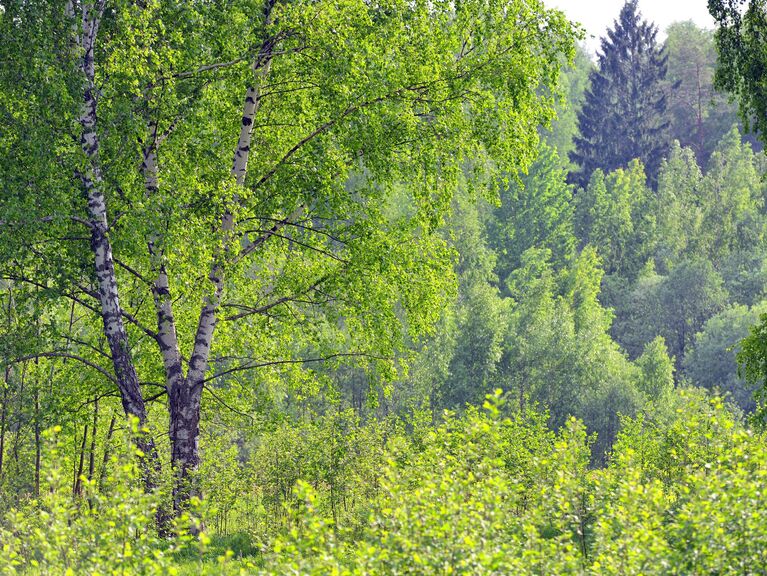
left=0, top=0, right=577, bottom=497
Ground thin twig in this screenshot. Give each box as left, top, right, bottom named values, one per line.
left=10, top=352, right=116, bottom=383
left=202, top=385, right=254, bottom=421
left=202, top=352, right=389, bottom=383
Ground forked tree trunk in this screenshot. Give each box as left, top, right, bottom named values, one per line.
left=168, top=381, right=203, bottom=513
left=141, top=122, right=187, bottom=515
left=165, top=0, right=277, bottom=515
left=68, top=0, right=283, bottom=522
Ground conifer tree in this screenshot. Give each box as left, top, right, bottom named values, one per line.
left=570, top=1, right=671, bottom=188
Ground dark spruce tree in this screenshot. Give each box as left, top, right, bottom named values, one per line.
left=570, top=1, right=671, bottom=189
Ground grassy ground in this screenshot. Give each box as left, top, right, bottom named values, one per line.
left=172, top=533, right=264, bottom=575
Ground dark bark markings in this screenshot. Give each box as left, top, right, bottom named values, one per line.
left=70, top=0, right=161, bottom=493
left=168, top=0, right=280, bottom=511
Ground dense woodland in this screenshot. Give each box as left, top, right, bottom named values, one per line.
left=4, top=0, right=767, bottom=573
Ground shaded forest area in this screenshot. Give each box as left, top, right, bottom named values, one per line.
left=3, top=0, right=767, bottom=573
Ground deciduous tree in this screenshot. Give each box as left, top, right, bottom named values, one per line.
left=709, top=0, right=767, bottom=143
left=0, top=0, right=576, bottom=513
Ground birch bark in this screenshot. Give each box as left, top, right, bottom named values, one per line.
left=72, top=0, right=161, bottom=493
left=166, top=0, right=278, bottom=512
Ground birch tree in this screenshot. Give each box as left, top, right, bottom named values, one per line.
left=0, top=0, right=576, bottom=513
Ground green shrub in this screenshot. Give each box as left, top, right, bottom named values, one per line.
left=6, top=389, right=767, bottom=575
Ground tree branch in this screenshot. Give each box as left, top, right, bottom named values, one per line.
left=114, top=257, right=152, bottom=285
left=202, top=352, right=389, bottom=383
left=239, top=216, right=350, bottom=244
left=10, top=352, right=116, bottom=384
left=74, top=282, right=158, bottom=339
left=0, top=215, right=93, bottom=229
left=222, top=274, right=332, bottom=321
left=1, top=274, right=102, bottom=316
left=234, top=205, right=305, bottom=264
left=202, top=384, right=254, bottom=421
left=242, top=229, right=348, bottom=263
left=63, top=335, right=112, bottom=361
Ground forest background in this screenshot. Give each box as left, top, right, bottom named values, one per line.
left=3, top=0, right=767, bottom=573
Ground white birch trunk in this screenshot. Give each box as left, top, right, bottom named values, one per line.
left=72, top=0, right=161, bottom=497
left=169, top=0, right=278, bottom=513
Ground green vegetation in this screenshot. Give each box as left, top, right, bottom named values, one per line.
left=4, top=392, right=767, bottom=574
left=2, top=0, right=767, bottom=573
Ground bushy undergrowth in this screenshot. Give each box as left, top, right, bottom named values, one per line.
left=3, top=389, right=767, bottom=575
left=0, top=426, right=173, bottom=574
left=259, top=389, right=767, bottom=575
left=0, top=423, right=241, bottom=575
